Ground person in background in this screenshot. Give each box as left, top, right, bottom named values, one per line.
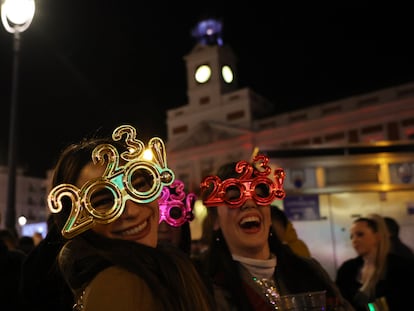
left=0, top=236, right=26, bottom=311
left=32, top=231, right=44, bottom=246
left=199, top=155, right=354, bottom=311
left=270, top=206, right=311, bottom=257
left=0, top=228, right=20, bottom=251
left=383, top=216, right=414, bottom=259
left=19, top=214, right=73, bottom=311
left=336, top=213, right=414, bottom=311
left=46, top=124, right=214, bottom=310
left=17, top=235, right=35, bottom=255
left=157, top=179, right=195, bottom=256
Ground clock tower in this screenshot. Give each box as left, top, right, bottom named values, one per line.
left=184, top=18, right=238, bottom=109
left=166, top=17, right=274, bottom=159
left=166, top=17, right=275, bottom=194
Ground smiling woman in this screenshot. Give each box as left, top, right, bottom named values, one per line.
left=198, top=155, right=354, bottom=311
left=33, top=124, right=215, bottom=311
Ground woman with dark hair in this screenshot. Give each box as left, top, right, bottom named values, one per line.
left=157, top=179, right=195, bottom=255
left=383, top=216, right=414, bottom=259
left=48, top=124, right=214, bottom=311
left=199, top=155, right=353, bottom=311
left=270, top=206, right=311, bottom=258
left=336, top=214, right=414, bottom=311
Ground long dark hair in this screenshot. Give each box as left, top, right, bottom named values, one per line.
left=51, top=135, right=214, bottom=311
left=201, top=161, right=341, bottom=311
left=203, top=215, right=342, bottom=310
left=51, top=136, right=114, bottom=232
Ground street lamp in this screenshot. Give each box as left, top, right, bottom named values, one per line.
left=1, top=0, right=35, bottom=233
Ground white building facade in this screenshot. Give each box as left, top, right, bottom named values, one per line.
left=0, top=167, right=48, bottom=236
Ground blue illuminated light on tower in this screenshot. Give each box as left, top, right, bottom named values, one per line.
left=191, top=18, right=223, bottom=46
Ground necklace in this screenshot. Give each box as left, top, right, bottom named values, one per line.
left=252, top=277, right=281, bottom=310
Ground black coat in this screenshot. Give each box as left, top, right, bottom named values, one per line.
left=336, top=253, right=414, bottom=311
left=202, top=229, right=354, bottom=311
left=0, top=240, right=26, bottom=311
left=19, top=228, right=73, bottom=311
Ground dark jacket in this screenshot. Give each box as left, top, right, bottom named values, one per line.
left=389, top=236, right=414, bottom=259
left=19, top=226, right=73, bottom=311
left=336, top=253, right=414, bottom=311
left=202, top=230, right=354, bottom=311
left=0, top=239, right=26, bottom=311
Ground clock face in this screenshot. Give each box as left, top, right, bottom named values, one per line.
left=221, top=65, right=233, bottom=83
left=195, top=65, right=211, bottom=83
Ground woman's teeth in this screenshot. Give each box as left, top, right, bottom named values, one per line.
left=121, top=220, right=148, bottom=236
left=240, top=216, right=260, bottom=225
left=239, top=216, right=260, bottom=229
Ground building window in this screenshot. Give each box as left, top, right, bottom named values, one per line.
left=357, top=97, right=378, bottom=107
left=312, top=137, right=322, bottom=144
left=229, top=94, right=240, bottom=101
left=291, top=139, right=310, bottom=146
left=361, top=124, right=383, bottom=135
left=173, top=125, right=188, bottom=134
left=325, top=132, right=345, bottom=143
left=289, top=113, right=307, bottom=123
left=325, top=165, right=379, bottom=185
left=387, top=122, right=400, bottom=140
left=348, top=129, right=359, bottom=143
left=258, top=120, right=276, bottom=130
left=199, top=96, right=210, bottom=105
left=397, top=87, right=414, bottom=98
left=402, top=117, right=414, bottom=126
left=226, top=110, right=245, bottom=121
left=322, top=105, right=341, bottom=115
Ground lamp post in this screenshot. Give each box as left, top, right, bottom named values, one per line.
left=1, top=0, right=35, bottom=233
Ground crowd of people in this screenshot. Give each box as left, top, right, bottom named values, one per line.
left=1, top=123, right=413, bottom=311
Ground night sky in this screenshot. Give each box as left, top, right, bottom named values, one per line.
left=0, top=2, right=413, bottom=177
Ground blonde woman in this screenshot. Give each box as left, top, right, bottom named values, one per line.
left=336, top=213, right=414, bottom=311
